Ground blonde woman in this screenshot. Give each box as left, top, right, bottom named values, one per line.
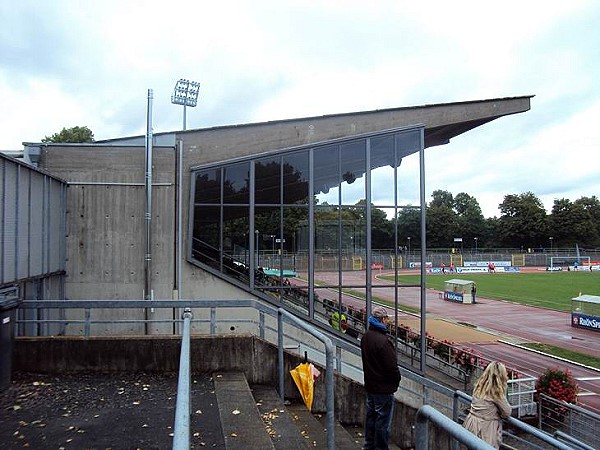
left=463, top=361, right=512, bottom=449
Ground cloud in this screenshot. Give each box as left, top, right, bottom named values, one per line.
left=0, top=0, right=598, bottom=220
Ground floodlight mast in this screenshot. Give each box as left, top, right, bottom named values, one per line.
left=171, top=79, right=200, bottom=131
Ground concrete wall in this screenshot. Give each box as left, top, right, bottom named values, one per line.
left=37, top=144, right=254, bottom=334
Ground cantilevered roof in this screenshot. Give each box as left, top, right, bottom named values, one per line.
left=93, top=95, right=533, bottom=150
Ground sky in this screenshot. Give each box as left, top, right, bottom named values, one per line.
left=1, top=0, right=599, bottom=218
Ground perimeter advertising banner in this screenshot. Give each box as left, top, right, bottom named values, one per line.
left=572, top=313, right=600, bottom=332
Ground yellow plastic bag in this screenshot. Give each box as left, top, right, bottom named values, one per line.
left=290, top=362, right=320, bottom=410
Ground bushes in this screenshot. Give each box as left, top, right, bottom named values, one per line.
left=535, top=367, right=578, bottom=404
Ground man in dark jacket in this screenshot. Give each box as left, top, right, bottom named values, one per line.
left=360, top=306, right=401, bottom=450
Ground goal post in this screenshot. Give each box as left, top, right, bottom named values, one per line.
left=450, top=254, right=463, bottom=267
left=549, top=256, right=591, bottom=270
left=512, top=254, right=525, bottom=266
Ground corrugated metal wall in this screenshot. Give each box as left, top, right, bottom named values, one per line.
left=1, top=154, right=66, bottom=286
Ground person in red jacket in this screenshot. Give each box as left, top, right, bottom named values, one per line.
left=360, top=306, right=401, bottom=450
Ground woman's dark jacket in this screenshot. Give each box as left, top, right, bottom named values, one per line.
left=360, top=317, right=401, bottom=394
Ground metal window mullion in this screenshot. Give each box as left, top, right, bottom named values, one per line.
left=249, top=162, right=256, bottom=290
left=187, top=172, right=197, bottom=263
left=365, top=139, right=372, bottom=312
left=279, top=157, right=284, bottom=294
left=419, top=127, right=427, bottom=374
left=308, top=149, right=314, bottom=319
left=337, top=144, right=343, bottom=310
left=1, top=160, right=5, bottom=284
left=393, top=136, right=400, bottom=346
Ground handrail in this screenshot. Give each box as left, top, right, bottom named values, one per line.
left=416, top=405, right=494, bottom=450
left=16, top=299, right=587, bottom=449
left=277, top=308, right=335, bottom=450
left=172, top=308, right=193, bottom=450
left=454, top=390, right=574, bottom=450
left=554, top=431, right=595, bottom=450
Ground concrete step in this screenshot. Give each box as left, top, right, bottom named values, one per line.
left=287, top=402, right=363, bottom=449
left=251, top=385, right=312, bottom=450
left=213, top=371, right=275, bottom=450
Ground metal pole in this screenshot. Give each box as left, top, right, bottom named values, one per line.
left=183, top=104, right=187, bottom=131
left=415, top=405, right=494, bottom=450
left=177, top=139, right=183, bottom=299
left=419, top=128, right=427, bottom=373
left=144, top=89, right=154, bottom=334
left=172, top=308, right=192, bottom=450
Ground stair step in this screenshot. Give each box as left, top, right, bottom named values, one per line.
left=214, top=372, right=275, bottom=450
left=287, top=402, right=362, bottom=449
left=251, top=385, right=312, bottom=449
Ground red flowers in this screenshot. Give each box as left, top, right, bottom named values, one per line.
left=535, top=368, right=579, bottom=404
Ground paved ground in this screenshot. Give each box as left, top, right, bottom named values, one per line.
left=0, top=372, right=225, bottom=450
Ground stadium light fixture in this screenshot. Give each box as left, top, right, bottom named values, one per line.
left=171, top=79, right=200, bottom=131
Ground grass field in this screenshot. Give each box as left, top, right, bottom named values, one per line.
left=380, top=271, right=599, bottom=312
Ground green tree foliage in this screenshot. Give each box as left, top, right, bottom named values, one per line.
left=453, top=192, right=486, bottom=245
left=497, top=192, right=548, bottom=249
left=573, top=196, right=600, bottom=247
left=396, top=208, right=421, bottom=248
left=427, top=203, right=458, bottom=248
left=42, top=126, right=95, bottom=143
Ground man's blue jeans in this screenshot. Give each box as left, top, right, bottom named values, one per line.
left=363, top=392, right=394, bottom=450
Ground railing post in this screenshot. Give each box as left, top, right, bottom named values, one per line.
left=278, top=311, right=284, bottom=399
left=173, top=308, right=192, bottom=450
left=84, top=309, right=91, bottom=336
left=277, top=308, right=335, bottom=450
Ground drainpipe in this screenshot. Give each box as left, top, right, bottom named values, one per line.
left=144, top=89, right=154, bottom=334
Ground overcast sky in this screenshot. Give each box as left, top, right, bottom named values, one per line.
left=1, top=0, right=599, bottom=218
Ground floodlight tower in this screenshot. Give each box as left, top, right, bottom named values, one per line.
left=171, top=79, right=200, bottom=130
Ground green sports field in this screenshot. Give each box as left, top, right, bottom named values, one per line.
left=382, top=271, right=599, bottom=312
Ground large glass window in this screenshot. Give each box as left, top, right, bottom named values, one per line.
left=189, top=126, right=424, bottom=338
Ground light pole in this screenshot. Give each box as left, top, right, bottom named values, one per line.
left=171, top=79, right=200, bottom=131
left=407, top=237, right=411, bottom=268
left=474, top=237, right=478, bottom=255
left=549, top=236, right=554, bottom=255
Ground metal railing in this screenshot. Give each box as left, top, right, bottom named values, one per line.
left=416, top=405, right=494, bottom=450
left=454, top=391, right=574, bottom=450
left=538, top=393, right=600, bottom=450
left=172, top=308, right=193, bottom=450
left=15, top=299, right=586, bottom=449
left=277, top=308, right=335, bottom=450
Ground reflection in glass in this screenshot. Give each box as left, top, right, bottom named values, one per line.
left=255, top=157, right=281, bottom=205
left=371, top=135, right=396, bottom=207
left=341, top=207, right=366, bottom=286
left=189, top=125, right=425, bottom=339
left=283, top=151, right=310, bottom=205
left=223, top=162, right=249, bottom=204
left=314, top=206, right=339, bottom=256
left=223, top=207, right=249, bottom=280
left=340, top=140, right=366, bottom=206
left=191, top=205, right=220, bottom=270
left=194, top=169, right=221, bottom=204
left=314, top=145, right=339, bottom=204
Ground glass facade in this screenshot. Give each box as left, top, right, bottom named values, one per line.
left=189, top=126, right=424, bottom=337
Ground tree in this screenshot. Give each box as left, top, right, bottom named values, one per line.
left=42, top=126, right=94, bottom=143
left=497, top=192, right=548, bottom=249
left=574, top=196, right=600, bottom=247
left=430, top=189, right=454, bottom=209
left=453, top=192, right=486, bottom=246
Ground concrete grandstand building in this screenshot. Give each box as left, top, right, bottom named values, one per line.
left=1, top=96, right=532, bottom=337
